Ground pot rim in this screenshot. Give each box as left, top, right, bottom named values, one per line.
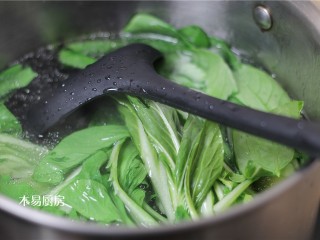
left=0, top=160, right=319, bottom=236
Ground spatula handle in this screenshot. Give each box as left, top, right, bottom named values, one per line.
left=138, top=68, right=320, bottom=157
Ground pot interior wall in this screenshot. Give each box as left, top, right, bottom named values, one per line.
left=1, top=1, right=320, bottom=119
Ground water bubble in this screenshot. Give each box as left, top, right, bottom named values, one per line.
left=209, top=105, right=214, bottom=110
left=92, top=88, right=97, bottom=91
left=44, top=101, right=48, bottom=104
left=117, top=76, right=122, bottom=80
left=63, top=89, right=67, bottom=92
left=105, top=75, right=111, bottom=81
left=88, top=81, right=92, bottom=84
left=113, top=82, right=117, bottom=86
left=162, top=87, right=166, bottom=90
left=25, top=89, right=30, bottom=94
left=58, top=107, right=61, bottom=112
left=97, top=79, right=101, bottom=83
left=61, top=83, right=65, bottom=88
left=84, top=87, right=87, bottom=90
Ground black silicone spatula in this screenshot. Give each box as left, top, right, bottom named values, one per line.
left=10, top=43, right=320, bottom=156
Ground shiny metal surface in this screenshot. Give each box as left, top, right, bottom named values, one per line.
left=0, top=1, right=320, bottom=240
left=253, top=5, right=273, bottom=31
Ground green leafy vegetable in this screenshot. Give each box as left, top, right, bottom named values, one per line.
left=60, top=179, right=124, bottom=223
left=178, top=25, right=211, bottom=48
left=32, top=125, right=129, bottom=185
left=158, top=49, right=238, bottom=100
left=0, top=134, right=47, bottom=179
left=0, top=103, right=22, bottom=135
left=0, top=13, right=307, bottom=228
left=0, top=64, right=37, bottom=98
left=58, top=49, right=96, bottom=69
left=233, top=101, right=303, bottom=178
left=230, top=64, right=290, bottom=111
left=123, top=13, right=181, bottom=40
left=191, top=121, right=224, bottom=207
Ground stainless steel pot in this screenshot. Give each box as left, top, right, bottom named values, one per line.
left=0, top=1, right=320, bottom=240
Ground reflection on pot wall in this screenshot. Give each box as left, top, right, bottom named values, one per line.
left=1, top=1, right=320, bottom=120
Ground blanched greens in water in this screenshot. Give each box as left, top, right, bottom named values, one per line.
left=0, top=13, right=307, bottom=226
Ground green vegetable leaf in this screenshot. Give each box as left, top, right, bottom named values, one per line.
left=116, top=96, right=176, bottom=221
left=60, top=179, right=124, bottom=223
left=0, top=103, right=22, bottom=135
left=0, top=175, right=50, bottom=202
left=191, top=121, right=224, bottom=207
left=75, top=150, right=110, bottom=183
left=200, top=191, right=215, bottom=217
left=0, top=64, right=37, bottom=98
left=230, top=64, right=290, bottom=111
left=122, top=13, right=191, bottom=53
left=66, top=40, right=123, bottom=58
left=128, top=97, right=180, bottom=170
left=47, top=150, right=109, bottom=198
left=178, top=25, right=211, bottom=48
left=58, top=40, right=125, bottom=69
left=32, top=125, right=129, bottom=185
left=209, top=37, right=241, bottom=70
left=176, top=115, right=203, bottom=193
left=110, top=141, right=157, bottom=226
left=159, top=49, right=237, bottom=100
left=233, top=101, right=304, bottom=178
left=118, top=141, right=147, bottom=196
left=124, top=13, right=180, bottom=39
left=58, top=49, right=96, bottom=69
left=0, top=134, right=48, bottom=179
